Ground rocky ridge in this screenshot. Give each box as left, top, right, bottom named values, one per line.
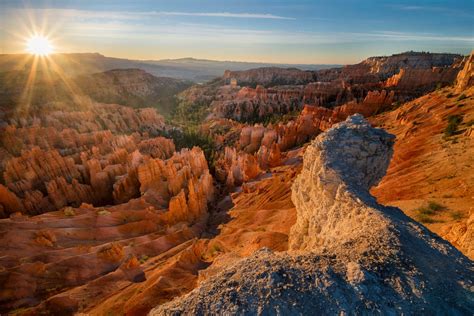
left=190, top=52, right=463, bottom=125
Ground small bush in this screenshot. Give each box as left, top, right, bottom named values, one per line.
left=139, top=255, right=149, bottom=264
left=427, top=201, right=444, bottom=211
left=444, top=115, right=463, bottom=137
left=418, top=207, right=435, bottom=216
left=417, top=214, right=437, bottom=223
left=450, top=211, right=464, bottom=221
left=63, top=207, right=75, bottom=217
left=209, top=243, right=223, bottom=256
left=97, top=209, right=111, bottom=216
left=457, top=94, right=467, bottom=101
left=446, top=93, right=454, bottom=98
left=415, top=201, right=446, bottom=224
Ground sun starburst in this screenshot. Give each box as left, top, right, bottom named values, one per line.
left=26, top=35, right=54, bottom=56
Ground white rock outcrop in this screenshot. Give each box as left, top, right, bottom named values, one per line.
left=290, top=114, right=395, bottom=252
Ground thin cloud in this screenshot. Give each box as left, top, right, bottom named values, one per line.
left=153, top=11, right=294, bottom=20
left=388, top=4, right=474, bottom=18
left=6, top=8, right=294, bottom=21
left=366, top=31, right=474, bottom=42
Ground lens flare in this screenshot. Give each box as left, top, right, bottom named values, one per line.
left=26, top=35, right=53, bottom=55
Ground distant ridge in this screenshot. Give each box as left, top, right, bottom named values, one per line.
left=0, top=53, right=340, bottom=82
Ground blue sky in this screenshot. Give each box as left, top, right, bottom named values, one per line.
left=0, top=0, right=472, bottom=64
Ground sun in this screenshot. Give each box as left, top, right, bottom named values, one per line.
left=26, top=35, right=54, bottom=56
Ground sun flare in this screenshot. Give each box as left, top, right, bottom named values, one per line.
left=26, top=35, right=54, bottom=56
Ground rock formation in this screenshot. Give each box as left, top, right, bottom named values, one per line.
left=1, top=51, right=472, bottom=314
left=289, top=114, right=395, bottom=250
left=152, top=115, right=473, bottom=315
left=443, top=212, right=474, bottom=259
left=384, top=67, right=459, bottom=90
left=456, top=51, right=474, bottom=93
left=223, top=67, right=316, bottom=87
left=0, top=103, right=173, bottom=217
left=210, top=85, right=304, bottom=122
left=178, top=52, right=463, bottom=125
left=215, top=147, right=261, bottom=187
left=0, top=146, right=215, bottom=314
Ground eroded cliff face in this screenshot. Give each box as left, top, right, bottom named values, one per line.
left=223, top=67, right=316, bottom=87
left=202, top=52, right=462, bottom=123
left=357, top=51, right=462, bottom=80
left=371, top=69, right=474, bottom=260
left=0, top=145, right=215, bottom=314
left=152, top=115, right=473, bottom=315
left=213, top=90, right=395, bottom=187
left=0, top=103, right=172, bottom=217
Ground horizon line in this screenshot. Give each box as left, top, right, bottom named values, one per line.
left=0, top=50, right=469, bottom=67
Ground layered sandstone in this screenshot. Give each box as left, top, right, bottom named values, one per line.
left=223, top=67, right=315, bottom=87
left=0, top=146, right=215, bottom=314
left=371, top=80, right=474, bottom=259
left=384, top=67, right=459, bottom=90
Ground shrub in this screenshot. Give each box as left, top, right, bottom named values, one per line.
left=97, top=209, right=111, bottom=216
left=97, top=243, right=124, bottom=262
left=35, top=230, right=57, bottom=247
left=139, top=255, right=149, bottom=264
left=209, top=243, right=223, bottom=256
left=457, top=94, right=467, bottom=101
left=414, top=201, right=445, bottom=224
left=418, top=207, right=435, bottom=216
left=444, top=115, right=463, bottom=137
left=63, top=207, right=75, bottom=217
left=427, top=201, right=444, bottom=211
left=417, top=214, right=437, bottom=223
left=446, top=93, right=454, bottom=98
left=450, top=211, right=464, bottom=221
